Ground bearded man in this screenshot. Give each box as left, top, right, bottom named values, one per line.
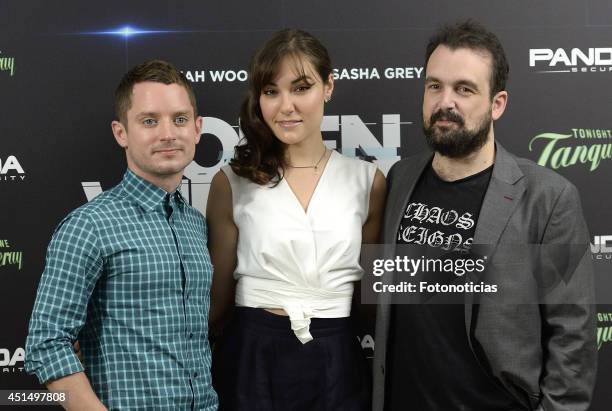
left=373, top=20, right=597, bottom=411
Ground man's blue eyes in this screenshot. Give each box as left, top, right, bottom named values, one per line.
left=142, top=117, right=189, bottom=126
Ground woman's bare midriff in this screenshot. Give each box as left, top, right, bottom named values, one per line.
left=264, top=308, right=288, bottom=316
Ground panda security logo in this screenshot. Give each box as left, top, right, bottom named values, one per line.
left=0, top=50, right=15, bottom=76
left=529, top=47, right=612, bottom=74
left=0, top=347, right=24, bottom=373
left=0, top=155, right=26, bottom=182
left=591, top=235, right=612, bottom=261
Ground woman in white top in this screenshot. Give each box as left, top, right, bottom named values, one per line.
left=207, top=29, right=386, bottom=411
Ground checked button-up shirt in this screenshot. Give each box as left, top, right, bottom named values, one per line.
left=25, top=169, right=218, bottom=410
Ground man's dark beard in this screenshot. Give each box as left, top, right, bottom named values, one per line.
left=423, top=109, right=491, bottom=158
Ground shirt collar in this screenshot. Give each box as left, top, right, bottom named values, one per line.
left=120, top=169, right=186, bottom=213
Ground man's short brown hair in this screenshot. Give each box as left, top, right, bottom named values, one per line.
left=114, top=60, right=197, bottom=128
left=425, top=20, right=509, bottom=99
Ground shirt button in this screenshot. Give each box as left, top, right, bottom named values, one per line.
left=194, top=372, right=198, bottom=378
left=189, top=333, right=194, bottom=339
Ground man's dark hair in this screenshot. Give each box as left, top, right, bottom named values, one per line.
left=114, top=59, right=197, bottom=128
left=425, top=20, right=509, bottom=98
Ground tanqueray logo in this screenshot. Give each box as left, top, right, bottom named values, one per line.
left=529, top=47, right=612, bottom=74
left=0, top=239, right=23, bottom=270
left=598, top=312, right=612, bottom=351
left=528, top=128, right=612, bottom=172
left=0, top=50, right=15, bottom=76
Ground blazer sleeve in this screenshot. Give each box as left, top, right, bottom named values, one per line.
left=537, top=183, right=597, bottom=411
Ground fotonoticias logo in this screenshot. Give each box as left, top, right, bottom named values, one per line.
left=529, top=128, right=612, bottom=172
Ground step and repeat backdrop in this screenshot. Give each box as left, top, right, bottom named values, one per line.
left=1, top=0, right=611, bottom=409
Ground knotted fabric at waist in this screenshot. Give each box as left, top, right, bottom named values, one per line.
left=235, top=276, right=354, bottom=344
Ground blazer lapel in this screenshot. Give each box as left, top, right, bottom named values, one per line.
left=378, top=153, right=432, bottom=309
left=384, top=152, right=432, bottom=244
left=466, top=143, right=526, bottom=345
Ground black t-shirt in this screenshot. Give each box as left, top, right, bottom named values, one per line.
left=385, top=163, right=523, bottom=411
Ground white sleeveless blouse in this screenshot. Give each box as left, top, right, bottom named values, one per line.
left=222, top=150, right=376, bottom=344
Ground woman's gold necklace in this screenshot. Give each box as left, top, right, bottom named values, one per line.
left=287, top=148, right=328, bottom=174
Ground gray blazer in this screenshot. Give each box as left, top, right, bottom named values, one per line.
left=372, top=143, right=597, bottom=411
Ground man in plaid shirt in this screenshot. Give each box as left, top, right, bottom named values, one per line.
left=25, top=60, right=218, bottom=410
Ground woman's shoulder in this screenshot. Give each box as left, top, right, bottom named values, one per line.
left=219, top=164, right=247, bottom=187
left=219, top=164, right=277, bottom=192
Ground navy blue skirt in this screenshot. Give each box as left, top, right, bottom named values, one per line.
left=212, top=307, right=371, bottom=411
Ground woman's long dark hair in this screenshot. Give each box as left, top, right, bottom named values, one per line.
left=230, top=29, right=332, bottom=185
